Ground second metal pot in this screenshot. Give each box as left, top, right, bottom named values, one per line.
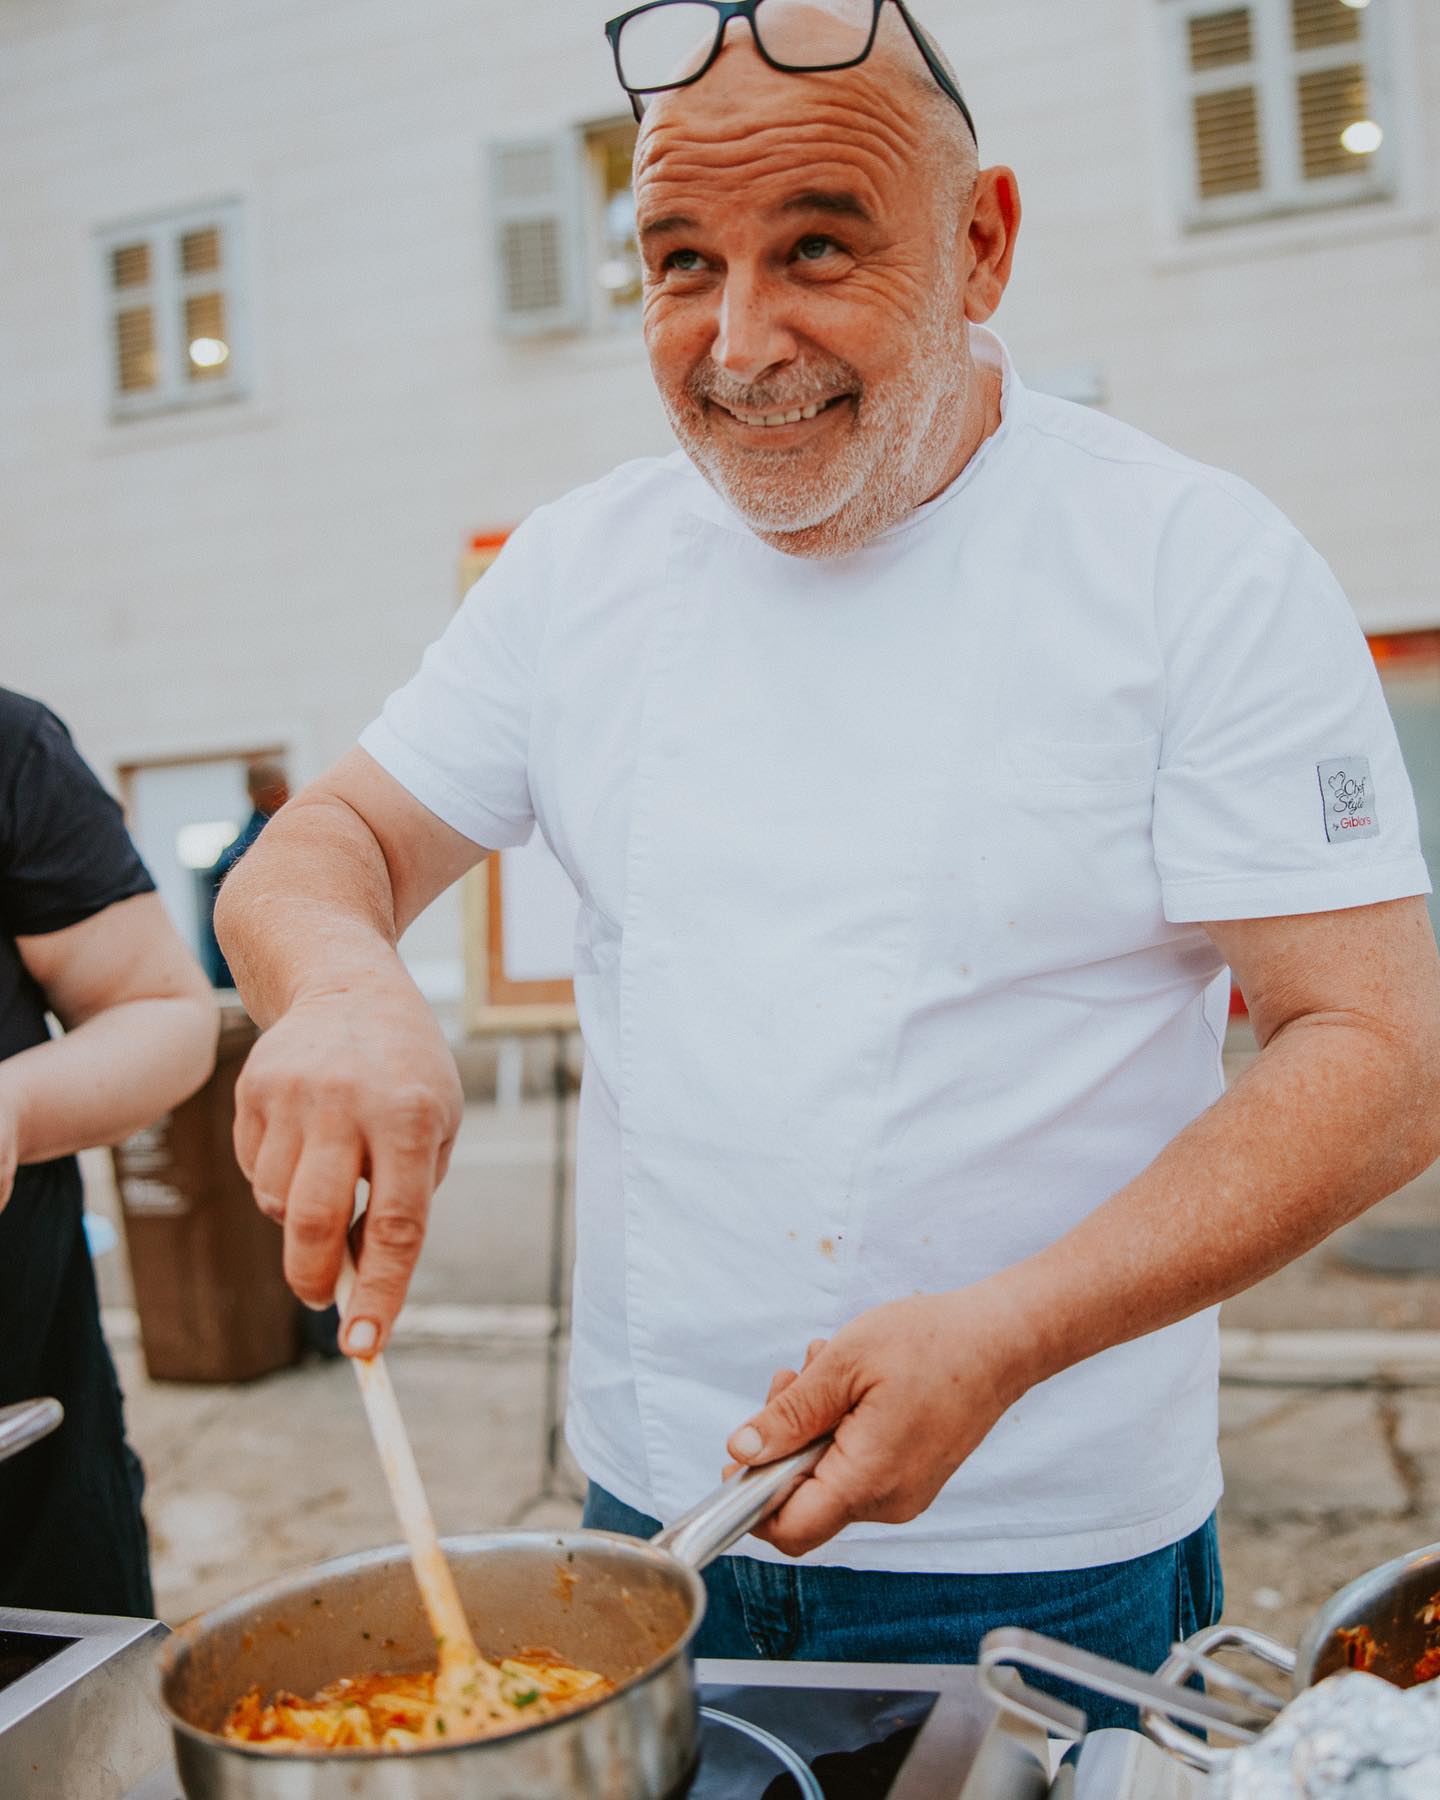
left=157, top=1444, right=824, bottom=1799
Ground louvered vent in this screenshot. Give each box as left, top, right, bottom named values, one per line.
left=1193, top=85, right=1264, bottom=196
left=1291, top=0, right=1361, bottom=52
left=114, top=306, right=157, bottom=392
left=489, top=133, right=585, bottom=336
left=501, top=218, right=565, bottom=316
left=1298, top=62, right=1372, bottom=177
left=1188, top=8, right=1253, bottom=70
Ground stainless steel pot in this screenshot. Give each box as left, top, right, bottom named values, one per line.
left=157, top=1444, right=823, bottom=1798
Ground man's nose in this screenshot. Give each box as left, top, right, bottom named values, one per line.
left=713, top=270, right=796, bottom=386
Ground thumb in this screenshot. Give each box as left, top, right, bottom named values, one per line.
left=728, top=1347, right=851, bottom=1465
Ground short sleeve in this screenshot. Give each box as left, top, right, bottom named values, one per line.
left=0, top=696, right=155, bottom=937
left=358, top=514, right=553, bottom=850
left=1153, top=499, right=1431, bottom=922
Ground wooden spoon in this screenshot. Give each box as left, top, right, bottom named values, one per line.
left=335, top=1246, right=511, bottom=1737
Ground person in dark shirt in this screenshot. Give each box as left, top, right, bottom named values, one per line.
left=0, top=689, right=217, bottom=1615
left=199, top=761, right=290, bottom=988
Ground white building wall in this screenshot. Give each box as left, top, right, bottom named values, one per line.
left=2, top=0, right=1437, bottom=987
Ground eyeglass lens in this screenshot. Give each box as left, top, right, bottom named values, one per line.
left=617, top=0, right=876, bottom=93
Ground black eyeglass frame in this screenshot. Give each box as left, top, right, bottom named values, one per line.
left=603, top=0, right=977, bottom=145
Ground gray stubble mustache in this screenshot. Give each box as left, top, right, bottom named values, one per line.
left=686, top=356, right=863, bottom=415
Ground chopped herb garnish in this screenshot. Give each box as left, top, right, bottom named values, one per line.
left=435, top=1716, right=447, bottom=1735
left=511, top=1688, right=541, bottom=1709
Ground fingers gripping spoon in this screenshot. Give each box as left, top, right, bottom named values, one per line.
left=335, top=1246, right=510, bottom=1739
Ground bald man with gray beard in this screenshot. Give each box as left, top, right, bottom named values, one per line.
left=215, top=1, right=1439, bottom=1720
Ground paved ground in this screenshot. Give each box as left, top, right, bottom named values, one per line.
left=78, top=1020, right=1440, bottom=1669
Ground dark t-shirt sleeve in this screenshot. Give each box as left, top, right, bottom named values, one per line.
left=0, top=693, right=155, bottom=938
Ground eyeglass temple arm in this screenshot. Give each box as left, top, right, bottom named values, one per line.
left=889, top=0, right=978, bottom=146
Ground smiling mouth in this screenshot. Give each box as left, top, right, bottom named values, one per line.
left=708, top=394, right=852, bottom=429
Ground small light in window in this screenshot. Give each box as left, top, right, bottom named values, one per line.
left=1340, top=119, right=1383, bottom=155
left=1339, top=0, right=1371, bottom=10
left=176, top=820, right=240, bottom=869
left=188, top=336, right=230, bottom=368
left=596, top=258, right=637, bottom=292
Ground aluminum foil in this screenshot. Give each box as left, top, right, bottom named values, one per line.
left=1213, top=1672, right=1440, bottom=1798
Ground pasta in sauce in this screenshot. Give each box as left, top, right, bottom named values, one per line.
left=223, top=1649, right=613, bottom=1751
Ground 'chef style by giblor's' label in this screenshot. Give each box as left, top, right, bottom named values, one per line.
left=1318, top=756, right=1380, bottom=843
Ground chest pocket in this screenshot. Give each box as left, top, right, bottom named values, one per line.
left=925, top=735, right=1164, bottom=992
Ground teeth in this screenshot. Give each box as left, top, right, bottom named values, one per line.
left=723, top=399, right=832, bottom=427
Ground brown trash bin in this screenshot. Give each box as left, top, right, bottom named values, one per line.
left=112, top=993, right=303, bottom=1383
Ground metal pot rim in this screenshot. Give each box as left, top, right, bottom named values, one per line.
left=156, top=1527, right=706, bottom=1765
left=1292, top=1536, right=1440, bottom=1688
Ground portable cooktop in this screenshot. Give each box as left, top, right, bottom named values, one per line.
left=1, top=1606, right=996, bottom=1800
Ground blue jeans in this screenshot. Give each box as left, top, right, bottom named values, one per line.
left=582, top=1484, right=1222, bottom=1733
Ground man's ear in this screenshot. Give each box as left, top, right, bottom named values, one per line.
left=964, top=166, right=1021, bottom=323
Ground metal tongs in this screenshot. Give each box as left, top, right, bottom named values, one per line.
left=1142, top=1624, right=1295, bottom=1770
left=0, top=1397, right=64, bottom=1465
left=976, top=1626, right=1287, bottom=1778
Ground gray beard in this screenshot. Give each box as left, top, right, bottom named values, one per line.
left=660, top=306, right=971, bottom=559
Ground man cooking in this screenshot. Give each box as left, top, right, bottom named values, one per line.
left=215, top=0, right=1440, bottom=1703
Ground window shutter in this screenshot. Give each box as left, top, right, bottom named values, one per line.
left=1290, top=0, right=1361, bottom=53
left=1297, top=61, right=1372, bottom=179
left=1183, top=6, right=1265, bottom=202
left=489, top=132, right=586, bottom=338
left=1193, top=83, right=1264, bottom=197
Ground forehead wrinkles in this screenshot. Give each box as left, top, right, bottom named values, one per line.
left=636, top=93, right=928, bottom=214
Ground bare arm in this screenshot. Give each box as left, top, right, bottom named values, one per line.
left=730, top=896, right=1440, bottom=1553
left=1000, top=896, right=1440, bottom=1367
left=215, top=747, right=488, bottom=1349
left=0, top=892, right=218, bottom=1208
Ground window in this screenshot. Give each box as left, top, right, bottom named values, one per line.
left=119, top=750, right=288, bottom=971
left=489, top=121, right=640, bottom=338
left=97, top=201, right=247, bottom=417
left=585, top=121, right=643, bottom=329
left=1166, top=0, right=1394, bottom=230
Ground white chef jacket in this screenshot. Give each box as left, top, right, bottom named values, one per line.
left=361, top=328, right=1430, bottom=1572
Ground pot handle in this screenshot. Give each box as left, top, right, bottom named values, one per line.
left=652, top=1439, right=830, bottom=1571
left=0, top=1397, right=63, bottom=1465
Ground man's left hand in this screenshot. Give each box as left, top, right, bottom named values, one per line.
left=726, top=1287, right=1028, bottom=1556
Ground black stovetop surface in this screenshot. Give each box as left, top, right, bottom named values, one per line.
left=690, top=1680, right=937, bottom=1798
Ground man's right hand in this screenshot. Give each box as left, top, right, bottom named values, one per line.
left=233, top=979, right=464, bottom=1354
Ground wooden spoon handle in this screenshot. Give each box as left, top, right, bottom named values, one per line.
left=336, top=1250, right=482, bottom=1672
